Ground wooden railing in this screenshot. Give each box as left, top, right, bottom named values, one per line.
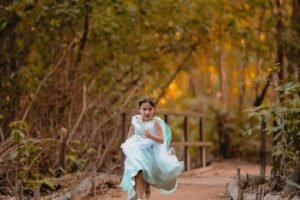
left=120, top=110, right=212, bottom=171
left=172, top=141, right=212, bottom=170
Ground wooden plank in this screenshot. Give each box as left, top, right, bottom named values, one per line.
left=157, top=110, right=204, bottom=118
left=120, top=109, right=204, bottom=118
left=172, top=141, right=212, bottom=147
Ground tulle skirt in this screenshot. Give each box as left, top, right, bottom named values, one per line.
left=120, top=135, right=184, bottom=200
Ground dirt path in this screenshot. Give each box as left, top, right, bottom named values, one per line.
left=93, top=160, right=271, bottom=200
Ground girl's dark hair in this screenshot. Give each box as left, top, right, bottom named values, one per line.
left=138, top=96, right=156, bottom=108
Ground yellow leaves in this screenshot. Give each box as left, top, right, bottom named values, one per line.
left=168, top=80, right=183, bottom=99
left=158, top=72, right=188, bottom=106
left=208, top=65, right=217, bottom=83
left=259, top=33, right=265, bottom=41
left=245, top=81, right=252, bottom=87
left=208, top=65, right=215, bottom=73
left=250, top=72, right=256, bottom=78
left=175, top=31, right=181, bottom=40
left=239, top=19, right=248, bottom=28
left=159, top=97, right=167, bottom=105
left=232, top=87, right=238, bottom=95
left=192, top=35, right=198, bottom=42
left=241, top=39, right=245, bottom=46
left=224, top=42, right=232, bottom=50
left=244, top=3, right=250, bottom=11
left=168, top=20, right=174, bottom=27
left=233, top=71, right=238, bottom=78
left=244, top=64, right=257, bottom=88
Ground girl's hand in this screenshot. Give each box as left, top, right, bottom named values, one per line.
left=142, top=123, right=164, bottom=144
left=143, top=129, right=152, bottom=138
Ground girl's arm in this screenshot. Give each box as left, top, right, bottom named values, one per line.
left=144, top=121, right=164, bottom=144
left=127, top=125, right=134, bottom=138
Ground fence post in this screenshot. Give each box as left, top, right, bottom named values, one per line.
left=34, top=186, right=40, bottom=200
left=199, top=116, right=204, bottom=167
left=70, top=185, right=76, bottom=200
left=121, top=112, right=127, bottom=142
left=15, top=182, right=23, bottom=200
left=260, top=115, right=266, bottom=177
left=92, top=166, right=97, bottom=197
left=237, top=168, right=241, bottom=188
left=120, top=112, right=127, bottom=172
left=202, top=147, right=206, bottom=167
left=164, top=114, right=168, bottom=124
left=183, top=116, right=188, bottom=170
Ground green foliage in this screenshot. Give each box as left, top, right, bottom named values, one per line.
left=246, top=82, right=300, bottom=175
left=9, top=120, right=28, bottom=144
left=25, top=178, right=56, bottom=191
left=66, top=140, right=96, bottom=172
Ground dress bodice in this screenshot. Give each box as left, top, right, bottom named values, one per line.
left=131, top=115, right=157, bottom=148
left=132, top=115, right=157, bottom=136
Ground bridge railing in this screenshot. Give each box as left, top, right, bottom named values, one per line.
left=120, top=110, right=212, bottom=171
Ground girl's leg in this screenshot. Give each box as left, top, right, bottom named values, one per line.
left=135, top=171, right=144, bottom=199
left=145, top=182, right=151, bottom=199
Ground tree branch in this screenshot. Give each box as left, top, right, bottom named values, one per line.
left=76, top=0, right=91, bottom=64
left=156, top=50, right=193, bottom=103
left=22, top=41, right=75, bottom=121
left=66, top=83, right=87, bottom=145
left=253, top=72, right=272, bottom=107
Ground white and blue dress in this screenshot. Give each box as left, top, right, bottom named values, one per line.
left=120, top=115, right=184, bottom=200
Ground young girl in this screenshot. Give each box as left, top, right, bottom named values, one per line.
left=120, top=96, right=184, bottom=200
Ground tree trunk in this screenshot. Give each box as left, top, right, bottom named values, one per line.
left=271, top=0, right=286, bottom=176
left=255, top=12, right=265, bottom=99
left=238, top=65, right=246, bottom=111
left=276, top=0, right=285, bottom=95
left=76, top=0, right=91, bottom=65
left=287, top=0, right=300, bottom=82
left=218, top=46, right=226, bottom=102
left=0, top=10, right=21, bottom=138
left=238, top=48, right=247, bottom=112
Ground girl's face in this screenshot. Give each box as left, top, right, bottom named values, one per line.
left=139, top=102, right=155, bottom=121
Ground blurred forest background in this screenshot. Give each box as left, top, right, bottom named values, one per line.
left=0, top=0, right=299, bottom=197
